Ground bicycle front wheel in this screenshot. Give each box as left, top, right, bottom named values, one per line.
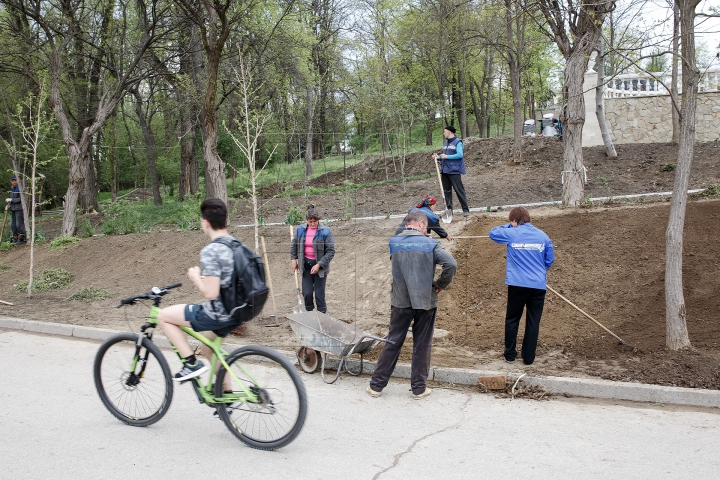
left=214, top=345, right=308, bottom=450
left=93, top=333, right=173, bottom=427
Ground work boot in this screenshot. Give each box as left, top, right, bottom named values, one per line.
left=11, top=235, right=18, bottom=244
left=16, top=234, right=25, bottom=244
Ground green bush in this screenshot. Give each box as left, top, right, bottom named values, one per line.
left=15, top=268, right=73, bottom=292
left=48, top=236, right=80, bottom=250
left=285, top=206, right=304, bottom=225
left=67, top=286, right=112, bottom=302
left=79, top=218, right=94, bottom=237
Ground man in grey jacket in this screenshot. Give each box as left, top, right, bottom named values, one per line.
left=367, top=209, right=457, bottom=399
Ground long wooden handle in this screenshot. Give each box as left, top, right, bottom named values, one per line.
left=546, top=285, right=627, bottom=345
left=453, top=236, right=489, bottom=239
left=0, top=299, right=14, bottom=306
left=290, top=226, right=300, bottom=291
left=260, top=236, right=277, bottom=314
left=434, top=157, right=446, bottom=205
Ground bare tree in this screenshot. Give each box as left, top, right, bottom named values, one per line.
left=225, top=56, right=277, bottom=252
left=665, top=0, right=702, bottom=351
left=535, top=0, right=615, bottom=206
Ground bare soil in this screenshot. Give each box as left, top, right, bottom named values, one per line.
left=2, top=137, right=720, bottom=390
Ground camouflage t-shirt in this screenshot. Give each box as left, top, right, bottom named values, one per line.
left=200, top=235, right=235, bottom=320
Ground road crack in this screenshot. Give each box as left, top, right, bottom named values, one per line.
left=372, top=393, right=472, bottom=479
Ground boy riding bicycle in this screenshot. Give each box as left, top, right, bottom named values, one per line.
left=158, top=198, right=241, bottom=382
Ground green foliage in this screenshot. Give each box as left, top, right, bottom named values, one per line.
left=0, top=242, right=12, bottom=251
left=660, top=163, right=676, bottom=172
left=285, top=206, right=304, bottom=225
left=79, top=218, right=94, bottom=238
left=34, top=229, right=47, bottom=243
left=100, top=197, right=202, bottom=235
left=338, top=189, right=354, bottom=220
left=0, top=263, right=10, bottom=273
left=703, top=184, right=720, bottom=198
left=15, top=268, right=73, bottom=292
left=48, top=236, right=80, bottom=250
left=67, top=286, right=113, bottom=302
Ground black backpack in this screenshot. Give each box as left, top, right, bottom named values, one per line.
left=212, top=237, right=269, bottom=323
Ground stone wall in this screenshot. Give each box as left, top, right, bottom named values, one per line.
left=603, top=92, right=720, bottom=144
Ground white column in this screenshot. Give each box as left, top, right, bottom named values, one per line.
left=582, top=68, right=604, bottom=147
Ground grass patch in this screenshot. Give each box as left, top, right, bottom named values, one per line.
left=275, top=173, right=433, bottom=197
left=100, top=197, right=202, bottom=235
left=15, top=268, right=73, bottom=292
left=67, top=286, right=112, bottom=302
left=0, top=263, right=10, bottom=273
left=48, top=236, right=81, bottom=250
left=660, top=163, right=676, bottom=172
left=0, top=242, right=12, bottom=251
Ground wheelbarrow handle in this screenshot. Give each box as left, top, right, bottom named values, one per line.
left=361, top=333, right=395, bottom=345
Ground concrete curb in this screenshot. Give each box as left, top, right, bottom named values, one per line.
left=2, top=317, right=718, bottom=408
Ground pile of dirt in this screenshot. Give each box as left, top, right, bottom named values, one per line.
left=232, top=137, right=720, bottom=225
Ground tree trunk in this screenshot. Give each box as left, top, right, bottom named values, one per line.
left=665, top=0, right=700, bottom=351
left=108, top=112, right=118, bottom=202
left=202, top=53, right=226, bottom=204
left=469, top=78, right=483, bottom=136
left=483, top=52, right=494, bottom=138
left=305, top=88, right=316, bottom=176
left=595, top=41, right=617, bottom=158
left=505, top=0, right=524, bottom=163
left=561, top=52, right=592, bottom=206
left=458, top=56, right=469, bottom=139
left=132, top=88, right=162, bottom=205
left=670, top=2, right=680, bottom=144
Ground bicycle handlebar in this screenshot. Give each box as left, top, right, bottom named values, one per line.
left=118, top=283, right=183, bottom=307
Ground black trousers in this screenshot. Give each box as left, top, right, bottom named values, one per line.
left=302, top=258, right=327, bottom=313
left=11, top=209, right=25, bottom=236
left=441, top=173, right=469, bottom=213
left=504, top=285, right=546, bottom=364
left=370, top=306, right=436, bottom=395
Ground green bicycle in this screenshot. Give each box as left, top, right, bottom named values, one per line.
left=92, top=283, right=308, bottom=450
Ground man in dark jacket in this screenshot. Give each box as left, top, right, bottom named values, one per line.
left=394, top=195, right=453, bottom=241
left=367, top=209, right=457, bottom=400
left=6, top=175, right=25, bottom=244
left=433, top=125, right=470, bottom=217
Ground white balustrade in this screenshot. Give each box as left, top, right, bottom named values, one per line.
left=602, top=67, right=720, bottom=98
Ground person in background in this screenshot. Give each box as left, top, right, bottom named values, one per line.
left=290, top=205, right=336, bottom=313
left=6, top=174, right=25, bottom=244
left=367, top=209, right=457, bottom=400
left=394, top=195, right=453, bottom=241
left=489, top=207, right=554, bottom=366
left=433, top=125, right=470, bottom=217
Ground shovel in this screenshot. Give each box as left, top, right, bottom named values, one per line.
left=0, top=206, right=8, bottom=242
left=290, top=226, right=306, bottom=314
left=434, top=158, right=453, bottom=224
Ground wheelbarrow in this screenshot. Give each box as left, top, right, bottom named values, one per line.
left=287, top=310, right=394, bottom=384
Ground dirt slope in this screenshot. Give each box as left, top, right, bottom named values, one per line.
left=2, top=137, right=720, bottom=389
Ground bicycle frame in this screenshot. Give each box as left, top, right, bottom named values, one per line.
left=136, top=305, right=263, bottom=406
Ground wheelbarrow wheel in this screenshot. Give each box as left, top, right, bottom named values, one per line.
left=297, top=347, right=320, bottom=374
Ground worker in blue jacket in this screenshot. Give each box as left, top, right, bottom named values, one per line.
left=489, top=207, right=554, bottom=365
left=433, top=125, right=470, bottom=217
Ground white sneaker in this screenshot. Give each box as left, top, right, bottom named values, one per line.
left=413, top=388, right=432, bottom=400
left=366, top=386, right=382, bottom=398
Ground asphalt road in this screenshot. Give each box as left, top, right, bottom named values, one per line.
left=1, top=329, right=719, bottom=479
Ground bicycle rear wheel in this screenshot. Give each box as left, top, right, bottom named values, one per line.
left=214, top=345, right=307, bottom=450
left=93, top=333, right=173, bottom=427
